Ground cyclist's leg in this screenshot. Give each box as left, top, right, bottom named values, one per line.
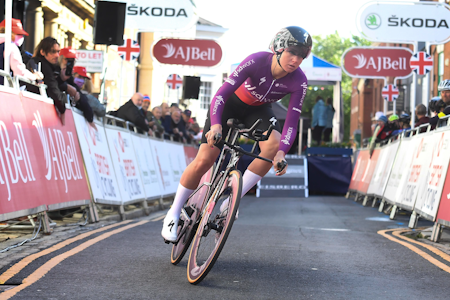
left=162, top=144, right=219, bottom=241
left=242, top=104, right=282, bottom=195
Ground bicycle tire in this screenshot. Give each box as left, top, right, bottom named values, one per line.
left=171, top=165, right=214, bottom=265
left=187, top=169, right=242, bottom=284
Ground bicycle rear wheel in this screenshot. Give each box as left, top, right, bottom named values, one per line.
left=171, top=165, right=214, bottom=265
left=187, top=169, right=242, bottom=284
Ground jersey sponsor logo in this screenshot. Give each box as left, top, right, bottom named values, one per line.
left=233, top=59, right=255, bottom=77
left=245, top=82, right=256, bottom=91
left=212, top=95, right=224, bottom=115
left=269, top=117, right=277, bottom=126
left=259, top=77, right=266, bottom=86
left=275, top=83, right=288, bottom=88
left=293, top=107, right=301, bottom=113
left=225, top=77, right=236, bottom=85
left=281, top=127, right=294, bottom=145
left=300, top=82, right=307, bottom=104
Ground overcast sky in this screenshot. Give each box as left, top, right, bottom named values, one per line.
left=193, top=0, right=412, bottom=64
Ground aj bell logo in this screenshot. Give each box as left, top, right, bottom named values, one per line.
left=352, top=54, right=407, bottom=72
left=161, top=43, right=216, bottom=62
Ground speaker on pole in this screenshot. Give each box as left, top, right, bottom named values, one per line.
left=93, top=1, right=126, bottom=45
left=182, top=76, right=201, bottom=99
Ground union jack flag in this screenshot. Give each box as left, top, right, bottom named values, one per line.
left=118, top=39, right=140, bottom=61
left=166, top=74, right=183, bottom=90
left=382, top=84, right=399, bottom=102
left=410, top=52, right=433, bottom=75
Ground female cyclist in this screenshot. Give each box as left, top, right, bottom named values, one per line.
left=162, top=26, right=311, bottom=242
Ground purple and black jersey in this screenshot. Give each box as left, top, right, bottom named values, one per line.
left=210, top=51, right=308, bottom=154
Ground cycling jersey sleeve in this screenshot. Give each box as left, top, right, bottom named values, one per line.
left=210, top=54, right=260, bottom=126
left=278, top=79, right=308, bottom=154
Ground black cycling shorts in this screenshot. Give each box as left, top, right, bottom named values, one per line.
left=201, top=93, right=281, bottom=149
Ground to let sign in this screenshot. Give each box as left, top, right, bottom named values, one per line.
left=75, top=50, right=104, bottom=73
left=153, top=39, right=222, bottom=67
left=357, top=1, right=450, bottom=44
left=342, top=47, right=413, bottom=79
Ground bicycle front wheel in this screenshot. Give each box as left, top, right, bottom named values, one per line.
left=187, top=169, right=242, bottom=284
left=171, top=165, right=214, bottom=265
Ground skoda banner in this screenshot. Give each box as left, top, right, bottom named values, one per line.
left=357, top=1, right=450, bottom=44
left=124, top=0, right=197, bottom=31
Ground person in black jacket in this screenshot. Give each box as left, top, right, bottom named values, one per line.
left=115, top=93, right=151, bottom=134
left=162, top=109, right=187, bottom=142
left=57, top=47, right=94, bottom=126
left=27, top=37, right=70, bottom=124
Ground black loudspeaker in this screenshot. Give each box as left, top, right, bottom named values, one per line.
left=93, top=1, right=126, bottom=45
left=182, top=76, right=201, bottom=99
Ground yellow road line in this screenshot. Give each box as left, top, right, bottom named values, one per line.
left=392, top=230, right=450, bottom=263
left=378, top=228, right=450, bottom=274
left=0, top=220, right=149, bottom=300
left=0, top=220, right=133, bottom=284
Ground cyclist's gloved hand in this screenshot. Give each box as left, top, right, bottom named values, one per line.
left=273, top=150, right=288, bottom=176
left=206, top=124, right=222, bottom=148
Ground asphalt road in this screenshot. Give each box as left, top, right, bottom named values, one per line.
left=2, top=195, right=450, bottom=300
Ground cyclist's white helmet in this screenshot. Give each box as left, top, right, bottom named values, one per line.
left=269, top=26, right=312, bottom=59
left=438, top=79, right=450, bottom=92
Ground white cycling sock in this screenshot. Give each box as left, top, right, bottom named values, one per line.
left=167, top=184, right=195, bottom=219
left=241, top=169, right=262, bottom=197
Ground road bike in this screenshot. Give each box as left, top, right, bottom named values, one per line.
left=166, top=118, right=286, bottom=284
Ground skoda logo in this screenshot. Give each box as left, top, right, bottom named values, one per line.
left=365, top=13, right=381, bottom=29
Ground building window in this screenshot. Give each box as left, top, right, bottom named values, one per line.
left=200, top=81, right=212, bottom=110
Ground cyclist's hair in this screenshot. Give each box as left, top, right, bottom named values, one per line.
left=33, top=37, right=59, bottom=57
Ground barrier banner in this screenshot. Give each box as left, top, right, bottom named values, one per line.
left=131, top=133, right=163, bottom=200
left=1, top=91, right=90, bottom=221
left=367, top=140, right=400, bottom=197
left=105, top=125, right=145, bottom=203
left=348, top=149, right=370, bottom=191
left=397, top=134, right=436, bottom=211
left=384, top=138, right=415, bottom=205
left=184, top=145, right=198, bottom=166
left=148, top=138, right=177, bottom=195
left=166, top=141, right=187, bottom=187
left=414, top=129, right=450, bottom=221
left=72, top=111, right=122, bottom=204
left=356, top=148, right=380, bottom=194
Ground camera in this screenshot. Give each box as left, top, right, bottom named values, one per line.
left=65, top=58, right=75, bottom=76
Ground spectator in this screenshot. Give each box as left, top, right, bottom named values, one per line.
left=73, top=66, right=105, bottom=117
left=141, top=94, right=156, bottom=128
left=0, top=18, right=42, bottom=85
left=371, top=111, right=384, bottom=134
left=387, top=114, right=401, bottom=137
left=181, top=109, right=193, bottom=131
left=161, top=102, right=170, bottom=116
left=311, top=96, right=327, bottom=145
left=115, top=92, right=151, bottom=134
left=162, top=109, right=187, bottom=142
left=414, top=104, right=430, bottom=132
left=189, top=122, right=202, bottom=144
left=369, top=115, right=388, bottom=157
left=151, top=106, right=165, bottom=136
left=429, top=97, right=445, bottom=130
left=170, top=103, right=179, bottom=115
left=399, top=113, right=411, bottom=130
left=57, top=47, right=95, bottom=127
left=438, top=79, right=450, bottom=106
left=28, top=37, right=68, bottom=124
left=323, top=97, right=335, bottom=142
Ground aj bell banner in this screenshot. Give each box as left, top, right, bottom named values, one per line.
left=0, top=90, right=90, bottom=220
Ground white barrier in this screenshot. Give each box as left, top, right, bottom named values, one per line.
left=367, top=140, right=400, bottom=198
left=414, top=129, right=450, bottom=221
left=72, top=111, right=122, bottom=204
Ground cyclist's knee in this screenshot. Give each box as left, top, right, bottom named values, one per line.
left=192, top=155, right=215, bottom=174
